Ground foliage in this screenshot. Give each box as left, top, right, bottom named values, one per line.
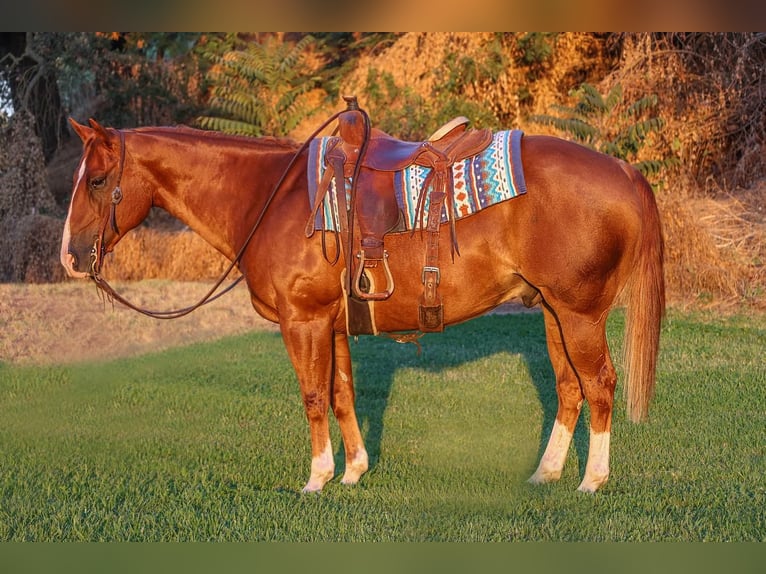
left=431, top=37, right=506, bottom=128
left=0, top=72, right=12, bottom=125
left=362, top=68, right=431, bottom=139
left=0, top=33, right=70, bottom=160
left=312, top=33, right=402, bottom=99
left=360, top=37, right=506, bottom=140
left=0, top=112, right=54, bottom=220
left=515, top=32, right=558, bottom=77
left=196, top=35, right=321, bottom=137
left=52, top=32, right=208, bottom=128
left=510, top=32, right=560, bottom=107
left=439, top=36, right=508, bottom=92
left=620, top=32, right=766, bottom=189
left=531, top=82, right=677, bottom=179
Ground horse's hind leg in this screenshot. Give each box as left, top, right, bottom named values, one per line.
left=555, top=309, right=617, bottom=493
left=529, top=304, right=584, bottom=484
left=332, top=332, right=369, bottom=485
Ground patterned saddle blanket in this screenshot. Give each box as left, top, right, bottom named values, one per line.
left=307, top=129, right=527, bottom=232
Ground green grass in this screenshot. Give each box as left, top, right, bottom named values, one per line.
left=0, top=310, right=764, bottom=541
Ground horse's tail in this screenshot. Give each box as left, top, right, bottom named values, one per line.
left=623, top=166, right=665, bottom=422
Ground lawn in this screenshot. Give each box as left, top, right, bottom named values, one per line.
left=0, top=309, right=763, bottom=541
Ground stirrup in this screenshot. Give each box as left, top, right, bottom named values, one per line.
left=352, top=250, right=395, bottom=301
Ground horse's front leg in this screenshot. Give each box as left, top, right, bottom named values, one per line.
left=332, top=332, right=368, bottom=485
left=280, top=316, right=336, bottom=492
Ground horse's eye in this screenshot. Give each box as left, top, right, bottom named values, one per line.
left=89, top=176, right=106, bottom=190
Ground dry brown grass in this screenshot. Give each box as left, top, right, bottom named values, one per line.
left=100, top=227, right=231, bottom=281
left=0, top=280, right=275, bottom=366
left=659, top=178, right=766, bottom=310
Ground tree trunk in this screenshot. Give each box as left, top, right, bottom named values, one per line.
left=0, top=32, right=68, bottom=162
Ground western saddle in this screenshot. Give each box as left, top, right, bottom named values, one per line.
left=306, top=96, right=493, bottom=333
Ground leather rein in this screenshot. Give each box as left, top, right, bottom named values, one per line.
left=88, top=110, right=353, bottom=319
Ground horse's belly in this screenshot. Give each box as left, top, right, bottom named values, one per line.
left=369, top=270, right=538, bottom=333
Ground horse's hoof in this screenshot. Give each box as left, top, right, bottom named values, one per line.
left=301, top=484, right=323, bottom=494
left=576, top=474, right=608, bottom=493
left=341, top=450, right=369, bottom=485
left=527, top=468, right=562, bottom=485
left=302, top=470, right=335, bottom=493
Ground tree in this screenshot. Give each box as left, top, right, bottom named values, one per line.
left=0, top=111, right=63, bottom=282
left=0, top=32, right=68, bottom=161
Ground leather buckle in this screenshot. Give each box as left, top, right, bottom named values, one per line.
left=422, top=266, right=440, bottom=285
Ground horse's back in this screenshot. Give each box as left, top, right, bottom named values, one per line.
left=521, top=135, right=641, bottom=204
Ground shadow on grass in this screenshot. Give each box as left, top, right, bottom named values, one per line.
left=347, top=312, right=590, bottom=481
left=64, top=310, right=593, bottom=486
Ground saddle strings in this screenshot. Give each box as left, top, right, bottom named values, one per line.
left=91, top=108, right=355, bottom=320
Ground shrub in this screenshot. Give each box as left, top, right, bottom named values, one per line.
left=530, top=82, right=677, bottom=179
left=196, top=35, right=321, bottom=137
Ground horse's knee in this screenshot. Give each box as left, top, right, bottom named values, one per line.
left=332, top=401, right=355, bottom=421
left=302, top=390, right=329, bottom=422
left=598, top=362, right=617, bottom=391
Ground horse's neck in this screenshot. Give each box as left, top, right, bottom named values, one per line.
left=138, top=132, right=295, bottom=260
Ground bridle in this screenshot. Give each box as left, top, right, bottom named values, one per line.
left=86, top=109, right=354, bottom=320
left=89, top=130, right=126, bottom=278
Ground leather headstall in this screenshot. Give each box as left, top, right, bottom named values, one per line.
left=89, top=129, right=126, bottom=278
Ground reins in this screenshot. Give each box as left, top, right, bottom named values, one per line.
left=89, top=109, right=354, bottom=320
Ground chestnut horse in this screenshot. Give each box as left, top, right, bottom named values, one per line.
left=60, top=118, right=664, bottom=493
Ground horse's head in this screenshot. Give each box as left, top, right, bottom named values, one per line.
left=60, top=118, right=151, bottom=278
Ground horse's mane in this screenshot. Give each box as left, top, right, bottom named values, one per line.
left=127, top=125, right=302, bottom=151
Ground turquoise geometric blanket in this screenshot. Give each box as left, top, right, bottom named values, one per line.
left=307, top=129, right=527, bottom=232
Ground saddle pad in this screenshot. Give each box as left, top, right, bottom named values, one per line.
left=307, top=129, right=527, bottom=232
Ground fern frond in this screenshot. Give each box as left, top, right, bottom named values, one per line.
left=275, top=84, right=310, bottom=112
left=600, top=140, right=620, bottom=157
left=199, top=35, right=320, bottom=137
left=604, top=83, right=623, bottom=112
left=577, top=83, right=607, bottom=115
left=626, top=117, right=665, bottom=141
left=547, top=103, right=581, bottom=119
left=533, top=81, right=674, bottom=182
left=627, top=94, right=659, bottom=116
left=223, top=51, right=271, bottom=83
left=531, top=114, right=598, bottom=144
left=196, top=116, right=262, bottom=136
left=278, top=35, right=315, bottom=74
left=633, top=157, right=679, bottom=178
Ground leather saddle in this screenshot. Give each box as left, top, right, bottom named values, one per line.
left=306, top=96, right=493, bottom=332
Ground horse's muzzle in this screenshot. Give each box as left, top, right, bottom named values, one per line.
left=61, top=251, right=89, bottom=279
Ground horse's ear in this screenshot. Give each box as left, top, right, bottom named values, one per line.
left=87, top=118, right=111, bottom=141
left=69, top=118, right=92, bottom=142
